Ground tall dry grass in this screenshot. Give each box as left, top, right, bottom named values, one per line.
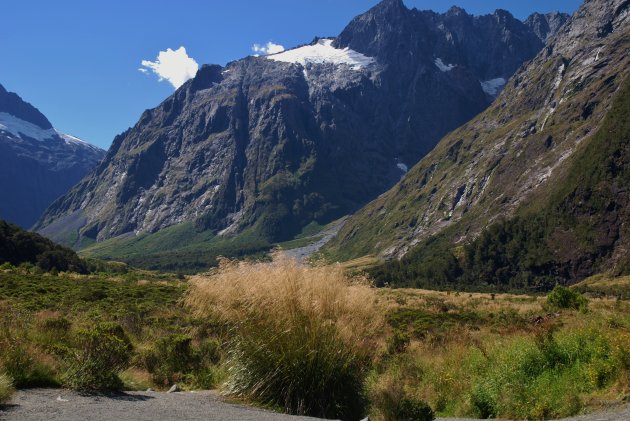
left=0, top=373, right=14, bottom=404
left=187, top=256, right=383, bottom=420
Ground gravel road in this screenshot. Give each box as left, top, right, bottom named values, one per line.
left=2, top=389, right=629, bottom=421
left=0, top=389, right=329, bottom=421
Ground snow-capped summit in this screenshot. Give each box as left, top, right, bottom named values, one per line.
left=0, top=83, right=105, bottom=228
left=266, top=39, right=375, bottom=70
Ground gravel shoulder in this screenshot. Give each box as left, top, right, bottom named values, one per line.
left=2, top=389, right=628, bottom=421
left=0, top=389, right=329, bottom=421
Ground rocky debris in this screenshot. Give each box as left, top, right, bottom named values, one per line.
left=167, top=384, right=180, bottom=393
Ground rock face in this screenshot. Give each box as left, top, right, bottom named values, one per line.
left=325, top=0, right=630, bottom=270
left=524, top=11, right=570, bottom=42
left=0, top=84, right=105, bottom=228
left=37, top=0, right=561, bottom=247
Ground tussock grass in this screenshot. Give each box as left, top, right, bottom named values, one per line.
left=0, top=373, right=14, bottom=404
left=187, top=256, right=383, bottom=420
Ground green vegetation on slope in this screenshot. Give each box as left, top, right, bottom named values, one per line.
left=80, top=218, right=335, bottom=273
left=0, top=219, right=88, bottom=274
left=370, top=80, right=630, bottom=291
left=80, top=222, right=272, bottom=273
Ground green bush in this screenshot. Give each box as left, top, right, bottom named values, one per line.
left=0, top=373, right=15, bottom=404
left=0, top=342, right=58, bottom=388
left=387, top=329, right=411, bottom=354
left=466, top=328, right=623, bottom=419
left=141, top=335, right=222, bottom=388
left=142, top=334, right=196, bottom=386
left=63, top=322, right=132, bottom=391
left=546, top=285, right=589, bottom=311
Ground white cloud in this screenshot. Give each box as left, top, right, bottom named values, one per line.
left=252, top=41, right=285, bottom=56
left=140, top=46, right=199, bottom=89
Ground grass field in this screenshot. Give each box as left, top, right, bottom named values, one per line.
left=1, top=261, right=628, bottom=419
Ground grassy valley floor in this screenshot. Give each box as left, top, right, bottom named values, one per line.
left=0, top=261, right=628, bottom=420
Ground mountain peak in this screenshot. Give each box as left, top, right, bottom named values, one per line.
left=524, top=10, right=570, bottom=42
left=189, top=64, right=223, bottom=92
left=0, top=84, right=53, bottom=130
left=373, top=0, right=406, bottom=11
left=445, top=6, right=467, bottom=16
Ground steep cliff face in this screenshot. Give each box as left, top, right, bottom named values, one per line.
left=0, top=84, right=105, bottom=228
left=324, top=0, right=630, bottom=274
left=524, top=11, right=570, bottom=42
left=37, top=0, right=557, bottom=250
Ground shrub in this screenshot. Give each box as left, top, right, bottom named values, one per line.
left=1, top=342, right=58, bottom=388
left=141, top=335, right=223, bottom=388
left=63, top=322, right=132, bottom=391
left=546, top=285, right=588, bottom=311
left=366, top=358, right=435, bottom=421
left=465, top=328, right=624, bottom=419
left=142, top=334, right=197, bottom=386
left=0, top=373, right=14, bottom=404
left=0, top=308, right=59, bottom=388
left=387, top=329, right=411, bottom=354
left=187, top=257, right=383, bottom=420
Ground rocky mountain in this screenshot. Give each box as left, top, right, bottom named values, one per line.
left=37, top=0, right=560, bottom=260
left=0, top=84, right=105, bottom=228
left=524, top=11, right=570, bottom=42
left=324, top=0, right=630, bottom=288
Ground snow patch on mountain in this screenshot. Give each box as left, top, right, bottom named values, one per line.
left=55, top=131, right=102, bottom=151
left=397, top=163, right=408, bottom=172
left=266, top=39, right=375, bottom=70
left=480, top=78, right=506, bottom=97
left=434, top=58, right=455, bottom=72
left=0, top=112, right=57, bottom=141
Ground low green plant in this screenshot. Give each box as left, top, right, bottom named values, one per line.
left=546, top=285, right=589, bottom=311
left=141, top=335, right=223, bottom=389
left=366, top=358, right=435, bottom=421
left=0, top=309, right=59, bottom=388
left=387, top=329, right=411, bottom=354
left=142, top=334, right=196, bottom=386
left=0, top=373, right=14, bottom=404
left=63, top=322, right=133, bottom=391
left=465, top=327, right=624, bottom=419
left=1, top=343, right=58, bottom=388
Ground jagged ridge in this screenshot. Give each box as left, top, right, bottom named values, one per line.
left=324, top=0, right=630, bottom=284
left=36, top=0, right=563, bottom=267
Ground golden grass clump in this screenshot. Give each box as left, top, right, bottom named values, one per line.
left=187, top=256, right=383, bottom=420
left=0, top=373, right=14, bottom=404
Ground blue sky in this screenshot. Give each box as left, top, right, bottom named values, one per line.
left=0, top=0, right=581, bottom=149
